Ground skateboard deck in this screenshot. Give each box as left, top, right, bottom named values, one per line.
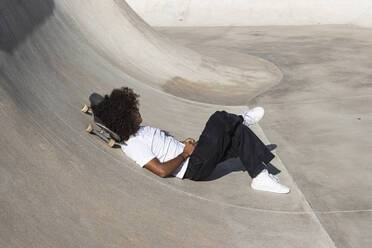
left=81, top=93, right=122, bottom=147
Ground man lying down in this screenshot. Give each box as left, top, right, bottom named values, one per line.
left=91, top=87, right=290, bottom=194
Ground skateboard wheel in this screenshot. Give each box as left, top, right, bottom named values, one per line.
left=81, top=104, right=89, bottom=113
left=86, top=124, right=93, bottom=133
left=108, top=139, right=115, bottom=148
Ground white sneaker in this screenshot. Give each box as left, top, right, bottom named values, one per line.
left=251, top=169, right=290, bottom=194
left=241, top=107, right=264, bottom=126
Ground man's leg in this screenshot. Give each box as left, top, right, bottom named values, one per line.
left=227, top=123, right=290, bottom=193
left=184, top=110, right=290, bottom=193
left=184, top=111, right=242, bottom=180
left=185, top=110, right=268, bottom=180
left=224, top=123, right=274, bottom=178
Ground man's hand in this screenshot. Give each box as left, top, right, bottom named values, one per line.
left=182, top=138, right=196, bottom=145
left=183, top=140, right=196, bottom=157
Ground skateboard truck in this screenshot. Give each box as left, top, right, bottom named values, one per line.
left=81, top=104, right=90, bottom=114
left=85, top=124, right=116, bottom=148
left=82, top=94, right=122, bottom=148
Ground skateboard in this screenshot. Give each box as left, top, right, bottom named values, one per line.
left=81, top=93, right=122, bottom=148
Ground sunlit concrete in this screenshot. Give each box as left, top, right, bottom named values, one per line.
left=0, top=0, right=371, bottom=247
left=157, top=24, right=372, bottom=248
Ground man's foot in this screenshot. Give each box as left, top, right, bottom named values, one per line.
left=241, top=107, right=264, bottom=126
left=251, top=169, right=290, bottom=194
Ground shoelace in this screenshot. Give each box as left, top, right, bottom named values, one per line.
left=269, top=173, right=280, bottom=183
left=243, top=112, right=256, bottom=125
left=258, top=169, right=280, bottom=183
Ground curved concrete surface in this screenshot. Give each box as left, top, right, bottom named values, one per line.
left=56, top=0, right=281, bottom=106
left=156, top=24, right=372, bottom=247
left=127, top=0, right=372, bottom=28
left=1, top=0, right=371, bottom=247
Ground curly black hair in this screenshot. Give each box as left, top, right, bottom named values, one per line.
left=91, top=87, right=141, bottom=142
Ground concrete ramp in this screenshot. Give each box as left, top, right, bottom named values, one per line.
left=0, top=0, right=354, bottom=247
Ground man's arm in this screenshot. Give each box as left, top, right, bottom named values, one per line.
left=144, top=140, right=196, bottom=178
left=144, top=153, right=188, bottom=178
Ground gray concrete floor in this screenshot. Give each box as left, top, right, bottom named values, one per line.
left=1, top=1, right=372, bottom=247
left=157, top=24, right=372, bottom=247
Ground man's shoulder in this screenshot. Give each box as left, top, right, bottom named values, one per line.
left=140, top=125, right=162, bottom=135
left=122, top=125, right=157, bottom=145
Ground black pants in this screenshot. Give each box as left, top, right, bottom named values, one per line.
left=184, top=111, right=275, bottom=181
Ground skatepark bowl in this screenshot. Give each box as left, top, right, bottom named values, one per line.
left=1, top=0, right=372, bottom=247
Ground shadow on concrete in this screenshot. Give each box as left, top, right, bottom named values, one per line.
left=202, top=143, right=280, bottom=180
left=0, top=0, right=55, bottom=53
left=202, top=157, right=282, bottom=181
left=207, top=158, right=246, bottom=180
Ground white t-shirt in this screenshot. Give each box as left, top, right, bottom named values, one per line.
left=121, top=126, right=189, bottom=179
